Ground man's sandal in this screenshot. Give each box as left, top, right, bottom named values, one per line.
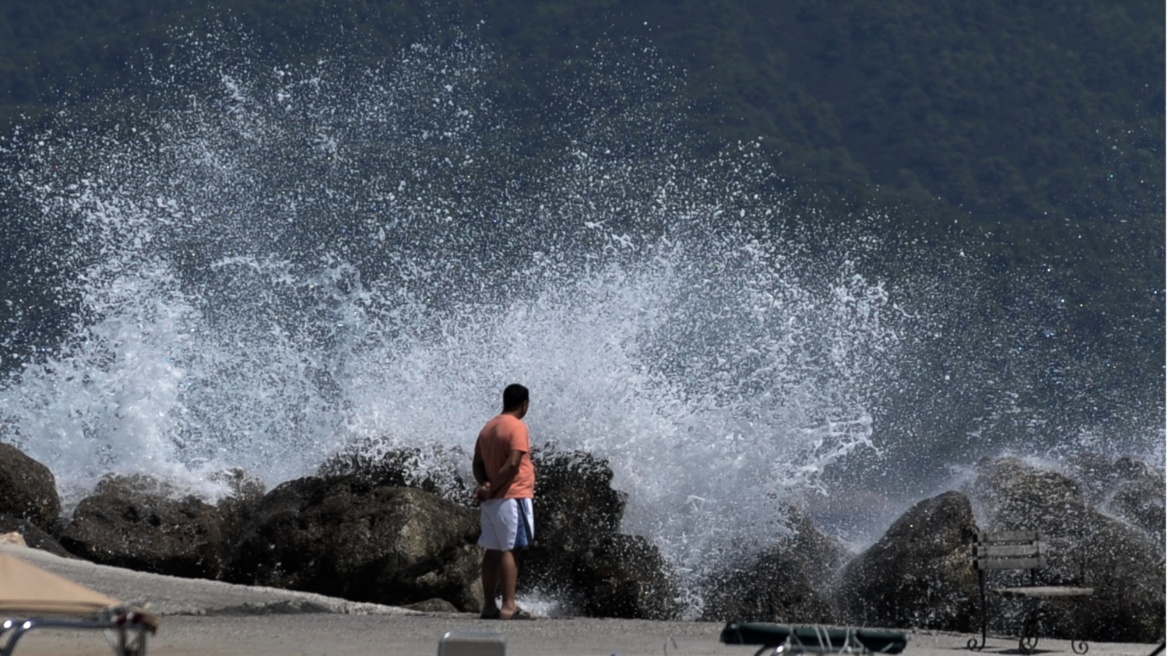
left=505, top=608, right=536, bottom=620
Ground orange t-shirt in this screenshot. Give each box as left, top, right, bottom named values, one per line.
left=475, top=414, right=535, bottom=499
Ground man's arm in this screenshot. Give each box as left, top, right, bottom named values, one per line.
left=487, top=449, right=525, bottom=498
left=472, top=443, right=488, bottom=486
left=472, top=444, right=493, bottom=502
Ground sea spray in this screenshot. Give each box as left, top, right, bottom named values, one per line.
left=0, top=33, right=901, bottom=589
left=0, top=29, right=1159, bottom=610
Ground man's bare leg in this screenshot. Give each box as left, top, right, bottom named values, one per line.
left=480, top=550, right=502, bottom=616
left=497, top=549, right=521, bottom=618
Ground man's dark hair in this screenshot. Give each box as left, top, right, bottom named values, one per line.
left=502, top=383, right=529, bottom=411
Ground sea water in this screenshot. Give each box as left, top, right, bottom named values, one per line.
left=0, top=31, right=1160, bottom=608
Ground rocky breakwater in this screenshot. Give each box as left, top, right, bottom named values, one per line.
left=1, top=441, right=1163, bottom=640
left=3, top=441, right=683, bottom=618
left=825, top=457, right=1162, bottom=642
left=680, top=456, right=1164, bottom=644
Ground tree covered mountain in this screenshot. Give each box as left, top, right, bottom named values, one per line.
left=2, top=1, right=1161, bottom=223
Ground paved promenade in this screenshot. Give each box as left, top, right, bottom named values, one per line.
left=2, top=544, right=1159, bottom=656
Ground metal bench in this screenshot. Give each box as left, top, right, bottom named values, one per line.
left=966, top=530, right=1094, bottom=654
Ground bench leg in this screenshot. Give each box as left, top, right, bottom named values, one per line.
left=1069, top=597, right=1090, bottom=655
left=1017, top=599, right=1090, bottom=655
left=967, top=570, right=988, bottom=651
left=1018, top=608, right=1040, bottom=654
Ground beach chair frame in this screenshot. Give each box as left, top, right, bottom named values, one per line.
left=0, top=615, right=150, bottom=656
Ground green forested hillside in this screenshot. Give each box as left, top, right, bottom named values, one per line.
left=1, top=1, right=1161, bottom=226
left=0, top=0, right=1163, bottom=385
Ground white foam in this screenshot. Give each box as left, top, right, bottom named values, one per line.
left=0, top=29, right=1159, bottom=611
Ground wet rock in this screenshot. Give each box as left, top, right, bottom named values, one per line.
left=834, top=491, right=980, bottom=632
left=573, top=534, right=682, bottom=620
left=971, top=457, right=1083, bottom=529
left=229, top=476, right=482, bottom=611
left=529, top=449, right=625, bottom=553
left=1063, top=453, right=1164, bottom=531
left=60, top=474, right=229, bottom=579
left=211, top=468, right=267, bottom=553
left=1063, top=453, right=1118, bottom=507
left=316, top=439, right=471, bottom=501
left=970, top=457, right=1165, bottom=643
left=523, top=448, right=680, bottom=619
left=1103, top=456, right=1165, bottom=543
left=701, top=510, right=847, bottom=625
left=0, top=443, right=62, bottom=532
left=1072, top=511, right=1167, bottom=644
left=0, top=514, right=75, bottom=559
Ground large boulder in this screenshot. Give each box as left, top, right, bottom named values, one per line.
left=522, top=449, right=680, bottom=619
left=229, top=475, right=482, bottom=611
left=0, top=443, right=62, bottom=532
left=572, top=533, right=682, bottom=620
left=210, top=468, right=267, bottom=555
left=834, top=491, right=980, bottom=632
left=59, top=474, right=229, bottom=579
left=1061, top=454, right=1165, bottom=541
left=1072, top=511, right=1166, bottom=644
left=971, top=457, right=1083, bottom=531
left=1102, top=456, right=1165, bottom=543
left=1062, top=453, right=1120, bottom=508
left=701, top=510, right=848, bottom=625
left=969, top=457, right=1165, bottom=643
left=317, top=440, right=471, bottom=501
left=527, top=449, right=626, bottom=555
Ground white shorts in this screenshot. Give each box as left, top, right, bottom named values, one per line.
left=478, top=498, right=535, bottom=551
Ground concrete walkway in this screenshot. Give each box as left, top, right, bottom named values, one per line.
left=1, top=544, right=1160, bottom=656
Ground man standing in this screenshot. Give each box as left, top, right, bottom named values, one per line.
left=473, top=383, right=537, bottom=620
